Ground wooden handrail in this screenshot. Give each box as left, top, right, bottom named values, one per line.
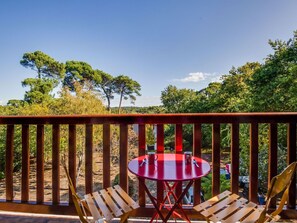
left=0, top=112, right=297, bottom=124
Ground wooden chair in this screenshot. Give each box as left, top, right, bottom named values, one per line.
left=62, top=165, right=139, bottom=223
left=194, top=161, right=297, bottom=223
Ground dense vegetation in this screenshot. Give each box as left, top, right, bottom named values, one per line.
left=0, top=31, right=296, bottom=195
left=0, top=51, right=142, bottom=179
left=160, top=31, right=297, bottom=194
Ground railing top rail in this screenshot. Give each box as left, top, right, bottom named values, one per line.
left=0, top=112, right=297, bottom=125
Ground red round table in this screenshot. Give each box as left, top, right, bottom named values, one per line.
left=128, top=153, right=211, bottom=222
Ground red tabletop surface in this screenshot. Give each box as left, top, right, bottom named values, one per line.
left=128, top=153, right=211, bottom=181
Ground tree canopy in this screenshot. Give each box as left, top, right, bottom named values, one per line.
left=249, top=31, right=297, bottom=111
left=113, top=75, right=141, bottom=113
left=63, top=61, right=100, bottom=91
left=161, top=31, right=297, bottom=114
left=14, top=51, right=142, bottom=109
left=20, top=51, right=65, bottom=79
left=94, top=70, right=114, bottom=111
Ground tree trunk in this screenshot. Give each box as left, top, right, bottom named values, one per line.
left=118, top=94, right=123, bottom=114
left=107, top=97, right=111, bottom=112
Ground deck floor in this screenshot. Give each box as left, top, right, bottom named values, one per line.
left=0, top=211, right=80, bottom=223
left=0, top=211, right=296, bottom=223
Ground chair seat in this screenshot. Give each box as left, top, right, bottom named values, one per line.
left=194, top=191, right=280, bottom=223
left=84, top=185, right=140, bottom=222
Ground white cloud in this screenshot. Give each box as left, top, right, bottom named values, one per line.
left=171, top=72, right=223, bottom=90
left=173, top=72, right=209, bottom=83
left=211, top=75, right=222, bottom=83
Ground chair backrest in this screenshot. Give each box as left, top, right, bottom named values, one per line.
left=62, top=164, right=90, bottom=223
left=258, top=161, right=297, bottom=223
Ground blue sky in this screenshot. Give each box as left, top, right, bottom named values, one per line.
left=0, top=1, right=297, bottom=107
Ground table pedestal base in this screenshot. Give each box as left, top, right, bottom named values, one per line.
left=139, top=178, right=194, bottom=223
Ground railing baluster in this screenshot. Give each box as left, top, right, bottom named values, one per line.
left=157, top=124, right=164, bottom=203
left=85, top=124, right=93, bottom=194
left=138, top=124, right=146, bottom=207
left=269, top=123, right=278, bottom=208
left=119, top=124, right=128, bottom=192
left=212, top=124, right=220, bottom=196
left=5, top=124, right=14, bottom=201
left=21, top=124, right=30, bottom=202
left=193, top=123, right=202, bottom=205
left=175, top=124, right=183, bottom=153
left=103, top=124, right=111, bottom=188
left=156, top=124, right=164, bottom=153
left=68, top=124, right=76, bottom=203
left=231, top=123, right=239, bottom=194
left=52, top=124, right=60, bottom=204
left=287, top=123, right=296, bottom=209
left=175, top=124, right=183, bottom=198
left=250, top=123, right=258, bottom=203
left=36, top=124, right=44, bottom=203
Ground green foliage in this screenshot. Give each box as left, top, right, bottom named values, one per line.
left=94, top=70, right=114, bottom=111
left=146, top=124, right=155, bottom=146
left=0, top=83, right=108, bottom=175
left=201, top=174, right=230, bottom=200
left=18, top=50, right=142, bottom=110
left=112, top=174, right=135, bottom=195
left=0, top=49, right=144, bottom=180
left=20, top=51, right=65, bottom=79
left=159, top=31, right=297, bottom=193
left=22, top=78, right=58, bottom=104
left=6, top=100, right=24, bottom=107
left=20, top=51, right=65, bottom=104
left=113, top=75, right=141, bottom=113
left=161, top=85, right=198, bottom=113
left=118, top=106, right=165, bottom=114
left=249, top=31, right=297, bottom=111
left=63, top=61, right=100, bottom=91
left=51, top=83, right=107, bottom=115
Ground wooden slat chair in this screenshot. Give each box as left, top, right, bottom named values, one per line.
left=63, top=165, right=139, bottom=223
left=194, top=161, right=297, bottom=223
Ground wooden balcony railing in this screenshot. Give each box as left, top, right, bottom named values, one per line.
left=0, top=113, right=296, bottom=219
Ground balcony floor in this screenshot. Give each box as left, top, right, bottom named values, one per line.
left=0, top=211, right=297, bottom=223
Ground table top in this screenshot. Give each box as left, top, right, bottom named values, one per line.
left=128, top=153, right=211, bottom=181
